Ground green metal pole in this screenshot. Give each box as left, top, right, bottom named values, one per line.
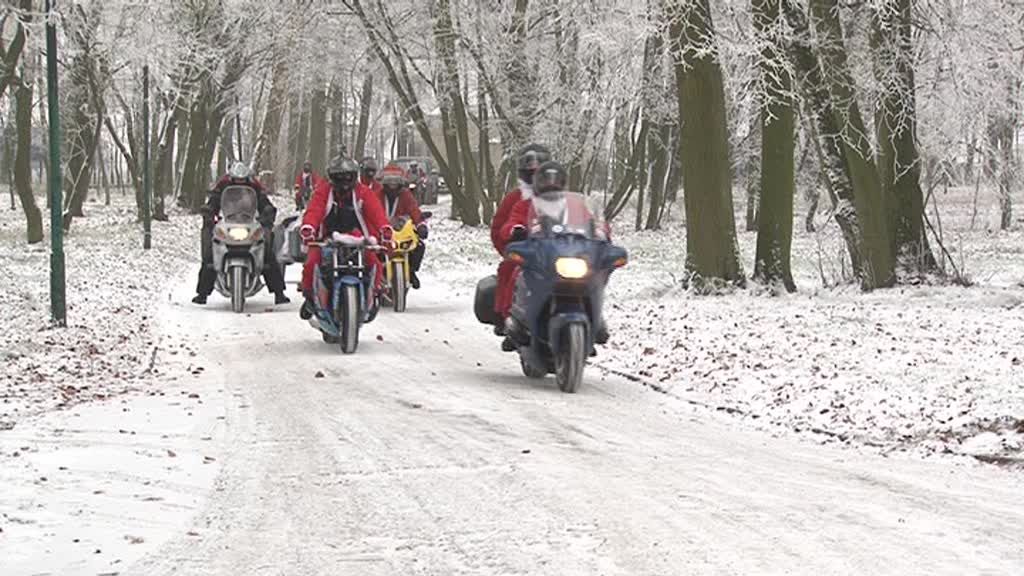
left=45, top=0, right=65, bottom=326
left=142, top=64, right=152, bottom=250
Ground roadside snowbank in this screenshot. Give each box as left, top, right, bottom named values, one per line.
left=425, top=190, right=1024, bottom=462
left=0, top=197, right=200, bottom=429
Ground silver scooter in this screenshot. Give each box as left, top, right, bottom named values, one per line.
left=212, top=185, right=266, bottom=313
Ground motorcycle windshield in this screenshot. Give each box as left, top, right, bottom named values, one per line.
left=527, top=192, right=606, bottom=240
left=221, top=186, right=258, bottom=223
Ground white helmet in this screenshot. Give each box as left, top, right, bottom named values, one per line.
left=229, top=161, right=252, bottom=181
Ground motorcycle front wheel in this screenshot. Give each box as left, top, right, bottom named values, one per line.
left=392, top=261, right=407, bottom=313
left=230, top=267, right=246, bottom=313
left=555, top=324, right=586, bottom=393
left=339, top=284, right=360, bottom=354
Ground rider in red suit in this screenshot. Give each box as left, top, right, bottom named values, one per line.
left=298, top=156, right=392, bottom=320
left=293, top=160, right=325, bottom=210
left=490, top=143, right=551, bottom=333
left=376, top=165, right=429, bottom=289
left=497, top=161, right=611, bottom=349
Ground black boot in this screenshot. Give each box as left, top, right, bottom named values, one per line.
left=192, top=294, right=207, bottom=305
left=275, top=292, right=291, bottom=305
left=300, top=295, right=314, bottom=320
left=501, top=336, right=517, bottom=352
left=595, top=325, right=609, bottom=345
left=410, top=271, right=421, bottom=290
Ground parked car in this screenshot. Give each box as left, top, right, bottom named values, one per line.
left=387, top=157, right=444, bottom=205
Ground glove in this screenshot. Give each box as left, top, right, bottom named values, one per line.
left=299, top=224, right=316, bottom=244
left=380, top=225, right=394, bottom=244
left=416, top=222, right=429, bottom=239
left=510, top=225, right=527, bottom=242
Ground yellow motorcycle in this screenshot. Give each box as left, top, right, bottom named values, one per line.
left=383, top=215, right=427, bottom=312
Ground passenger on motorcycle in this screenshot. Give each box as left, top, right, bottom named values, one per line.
left=377, top=165, right=429, bottom=289
left=298, top=156, right=393, bottom=320
left=293, top=160, right=324, bottom=210
left=192, top=162, right=290, bottom=306
left=497, top=161, right=611, bottom=348
left=490, top=143, right=551, bottom=333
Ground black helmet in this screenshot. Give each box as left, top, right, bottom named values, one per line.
left=532, top=161, right=567, bottom=196
left=517, top=143, right=551, bottom=183
left=327, top=156, right=360, bottom=193
left=360, top=157, right=378, bottom=179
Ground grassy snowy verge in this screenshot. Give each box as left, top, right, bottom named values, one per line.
left=0, top=194, right=201, bottom=429
left=426, top=188, right=1024, bottom=463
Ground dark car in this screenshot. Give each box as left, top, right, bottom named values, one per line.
left=387, top=157, right=446, bottom=205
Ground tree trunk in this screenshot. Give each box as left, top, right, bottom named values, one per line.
left=752, top=0, right=796, bottom=292
left=782, top=0, right=893, bottom=289
left=744, top=97, right=761, bottom=232
left=252, top=53, right=288, bottom=174
left=354, top=74, right=373, bottom=158
left=435, top=0, right=482, bottom=225
left=329, top=79, right=346, bottom=158
left=872, top=0, right=937, bottom=274
left=14, top=76, right=41, bottom=243
left=668, top=0, right=744, bottom=289
left=309, top=85, right=328, bottom=171
left=806, top=0, right=895, bottom=288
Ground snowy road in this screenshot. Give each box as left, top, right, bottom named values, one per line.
left=4, top=273, right=1024, bottom=575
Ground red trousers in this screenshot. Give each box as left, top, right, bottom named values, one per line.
left=494, top=259, right=520, bottom=320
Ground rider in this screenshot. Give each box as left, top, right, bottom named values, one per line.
left=377, top=164, right=429, bottom=289
left=358, top=156, right=382, bottom=197
left=490, top=143, right=551, bottom=334
left=298, top=156, right=392, bottom=319
left=293, top=160, right=324, bottom=210
left=497, top=161, right=610, bottom=348
left=192, top=162, right=290, bottom=305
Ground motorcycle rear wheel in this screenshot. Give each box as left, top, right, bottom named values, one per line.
left=339, top=284, right=360, bottom=354
left=555, top=324, right=586, bottom=393
left=230, top=267, right=246, bottom=313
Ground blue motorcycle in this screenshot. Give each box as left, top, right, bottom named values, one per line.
left=481, top=192, right=627, bottom=393
left=308, top=233, right=382, bottom=353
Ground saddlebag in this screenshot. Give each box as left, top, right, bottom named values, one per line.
left=474, top=275, right=499, bottom=325
left=276, top=216, right=306, bottom=264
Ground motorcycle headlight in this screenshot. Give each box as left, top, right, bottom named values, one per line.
left=228, top=227, right=250, bottom=241
left=400, top=240, right=413, bottom=250
left=555, top=257, right=589, bottom=279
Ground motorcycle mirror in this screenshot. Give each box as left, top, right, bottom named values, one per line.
left=505, top=242, right=534, bottom=265
left=601, top=245, right=629, bottom=269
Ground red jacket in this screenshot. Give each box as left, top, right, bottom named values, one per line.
left=294, top=171, right=325, bottom=204
left=491, top=188, right=525, bottom=256
left=376, top=187, right=423, bottom=225
left=499, top=194, right=610, bottom=244
left=360, top=175, right=383, bottom=197
left=302, top=179, right=389, bottom=240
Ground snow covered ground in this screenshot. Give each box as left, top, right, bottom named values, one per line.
left=0, top=195, right=201, bottom=430
left=2, top=188, right=1023, bottom=575
left=425, top=186, right=1024, bottom=464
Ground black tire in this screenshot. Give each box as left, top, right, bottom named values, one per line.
left=230, top=267, right=246, bottom=313
left=339, top=284, right=360, bottom=354
left=520, top=353, right=547, bottom=379
left=555, top=324, right=586, bottom=393
left=392, top=262, right=407, bottom=313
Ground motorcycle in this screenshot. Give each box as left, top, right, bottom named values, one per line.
left=307, top=232, right=383, bottom=354
left=211, top=185, right=268, bottom=313
left=383, top=211, right=431, bottom=313
left=476, top=192, right=627, bottom=393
